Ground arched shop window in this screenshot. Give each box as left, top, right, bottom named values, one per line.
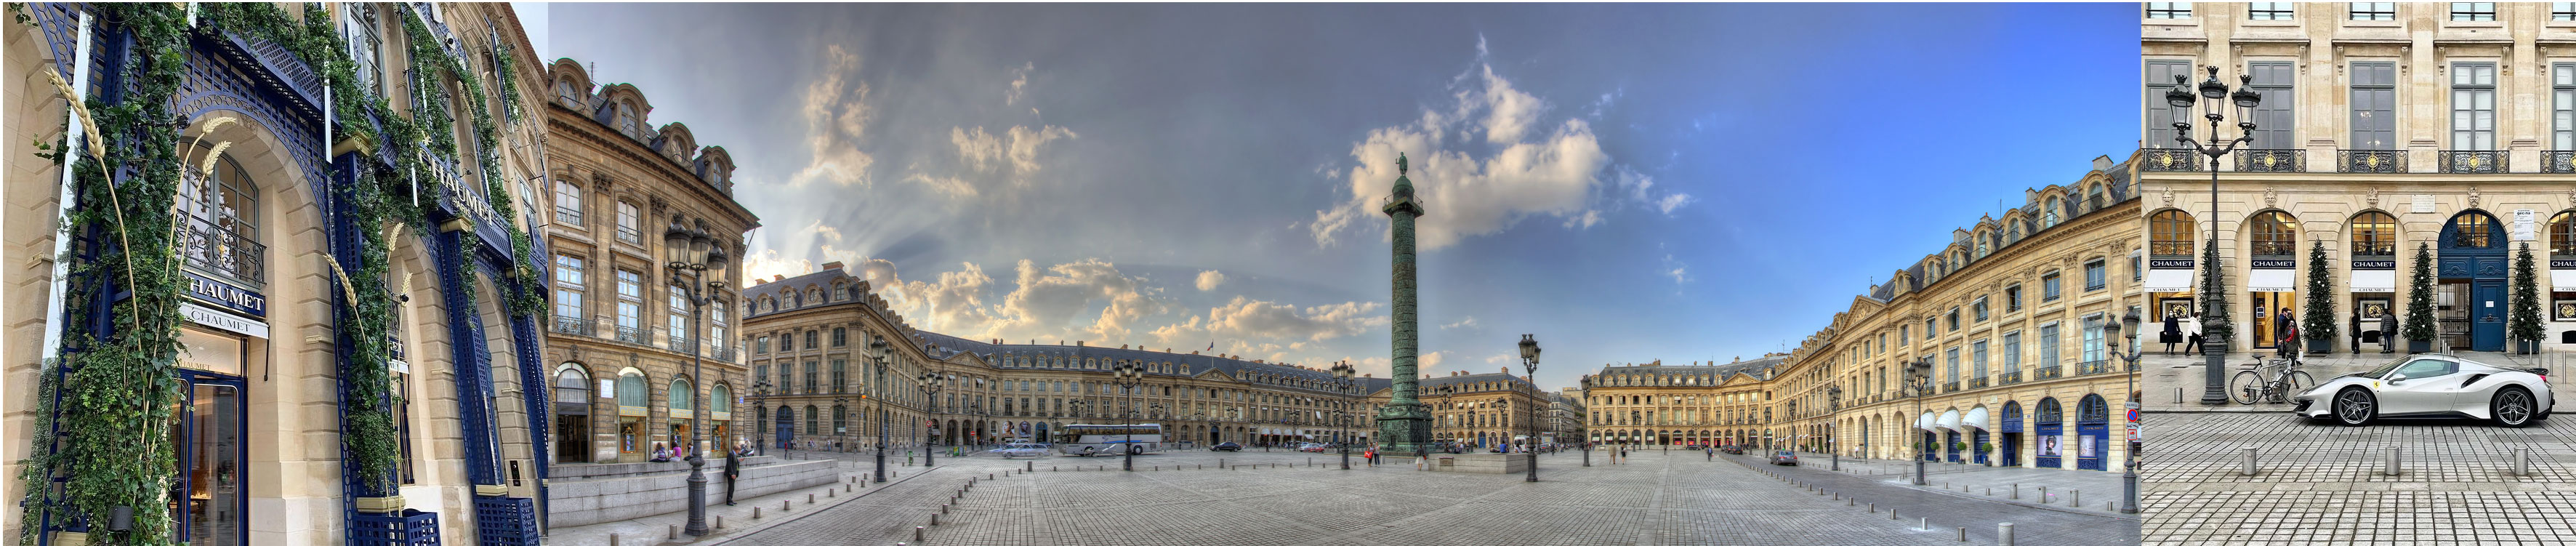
left=669, top=378, right=694, bottom=413
left=2351, top=212, right=2398, bottom=257
left=2551, top=211, right=2576, bottom=255
left=618, top=369, right=648, bottom=410
left=2446, top=212, right=2501, bottom=249
left=2249, top=211, right=2298, bottom=257
left=555, top=367, right=592, bottom=405
left=711, top=383, right=731, bottom=414
left=2149, top=209, right=2194, bottom=256
left=180, top=148, right=264, bottom=287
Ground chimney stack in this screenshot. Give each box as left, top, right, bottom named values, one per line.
left=821, top=261, right=844, bottom=272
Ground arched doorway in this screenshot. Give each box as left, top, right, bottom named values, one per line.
left=1998, top=401, right=2024, bottom=467
left=775, top=406, right=796, bottom=449
left=2034, top=398, right=2064, bottom=469
left=2077, top=394, right=2110, bottom=471
left=2441, top=210, right=2510, bottom=351
left=553, top=365, right=593, bottom=463
left=2246, top=210, right=2301, bottom=350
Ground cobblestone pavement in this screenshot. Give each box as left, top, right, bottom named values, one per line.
left=718, top=448, right=1967, bottom=545
left=1779, top=455, right=2133, bottom=513
left=2143, top=411, right=2576, bottom=545
left=1742, top=454, right=2138, bottom=546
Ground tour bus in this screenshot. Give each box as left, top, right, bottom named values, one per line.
left=1054, top=424, right=1164, bottom=457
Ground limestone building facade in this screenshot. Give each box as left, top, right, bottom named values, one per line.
left=2142, top=2, right=2576, bottom=354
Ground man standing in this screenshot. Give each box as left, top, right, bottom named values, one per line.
left=2381, top=309, right=2401, bottom=353
left=2276, top=309, right=2301, bottom=361
left=722, top=447, right=741, bottom=506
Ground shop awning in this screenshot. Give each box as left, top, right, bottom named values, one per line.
left=2248, top=269, right=2297, bottom=292
left=2143, top=268, right=2195, bottom=293
left=1916, top=412, right=1937, bottom=432
left=2352, top=270, right=2396, bottom=293
left=1960, top=406, right=1989, bottom=433
left=2555, top=270, right=2576, bottom=292
left=1936, top=409, right=1961, bottom=433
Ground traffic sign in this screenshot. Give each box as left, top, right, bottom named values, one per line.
left=2127, top=409, right=2141, bottom=423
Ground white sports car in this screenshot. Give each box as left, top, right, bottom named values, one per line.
left=2295, top=353, right=2553, bottom=427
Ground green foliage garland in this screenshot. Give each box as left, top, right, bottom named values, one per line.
left=2302, top=241, right=2338, bottom=346
left=2404, top=243, right=2440, bottom=344
left=2511, top=242, right=2545, bottom=350
left=2197, top=239, right=2234, bottom=345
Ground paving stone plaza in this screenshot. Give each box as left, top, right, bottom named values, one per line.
left=2141, top=352, right=2576, bottom=545
left=536, top=447, right=2138, bottom=546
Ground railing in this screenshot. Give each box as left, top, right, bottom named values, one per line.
left=550, top=315, right=590, bottom=335
left=2079, top=359, right=2112, bottom=376
left=2141, top=148, right=2201, bottom=172
left=616, top=326, right=646, bottom=345
left=2439, top=150, right=2508, bottom=173
left=2035, top=365, right=2065, bottom=380
left=180, top=214, right=267, bottom=285
left=1968, top=377, right=1989, bottom=389
left=1997, top=370, right=2024, bottom=385
left=711, top=346, right=736, bottom=361
left=1941, top=381, right=1961, bottom=393
left=2545, top=150, right=2576, bottom=173
left=2338, top=149, right=2406, bottom=173
left=2232, top=148, right=2305, bottom=172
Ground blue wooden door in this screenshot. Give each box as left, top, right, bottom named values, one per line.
left=2475, top=279, right=2506, bottom=351
left=2077, top=423, right=2109, bottom=470
left=1972, top=430, right=1990, bottom=465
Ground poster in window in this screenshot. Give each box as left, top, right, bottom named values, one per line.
left=2360, top=300, right=2393, bottom=320
left=2080, top=435, right=2098, bottom=458
left=2038, top=435, right=2061, bottom=457
left=2160, top=298, right=2194, bottom=320
left=2556, top=297, right=2576, bottom=321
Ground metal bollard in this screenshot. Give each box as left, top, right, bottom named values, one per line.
left=2517, top=447, right=2533, bottom=476
left=783, top=499, right=792, bottom=510
left=1869, top=502, right=1876, bottom=513
left=1028, top=461, right=1034, bottom=471
left=989, top=473, right=995, bottom=479
left=610, top=535, right=620, bottom=546
left=669, top=525, right=677, bottom=539
left=1999, top=523, right=2015, bottom=546
left=941, top=504, right=949, bottom=514
left=1890, top=508, right=1898, bottom=521
left=2068, top=489, right=2078, bottom=507
left=808, top=493, right=816, bottom=504
left=2241, top=447, right=2259, bottom=475
left=2386, top=446, right=2402, bottom=476
left=1985, top=486, right=1992, bottom=497
left=753, top=507, right=762, bottom=519
left=1919, top=518, right=1928, bottom=531
left=2037, top=486, right=2049, bottom=505
left=829, top=489, right=836, bottom=497
left=1957, top=527, right=1966, bottom=542
left=932, top=513, right=941, bottom=525
left=916, top=526, right=926, bottom=542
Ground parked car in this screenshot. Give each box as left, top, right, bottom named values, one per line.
left=1770, top=450, right=1798, bottom=465
left=1210, top=442, right=1243, bottom=451
left=1720, top=445, right=1744, bottom=455
left=2295, top=353, right=2554, bottom=427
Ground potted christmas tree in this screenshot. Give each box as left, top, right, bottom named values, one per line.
left=2303, top=241, right=2340, bottom=355
left=2512, top=242, right=2545, bottom=355
left=2404, top=242, right=2439, bottom=353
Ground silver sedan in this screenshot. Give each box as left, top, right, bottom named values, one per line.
left=2294, top=353, right=2553, bottom=427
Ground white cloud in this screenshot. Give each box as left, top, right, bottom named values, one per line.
left=786, top=45, right=874, bottom=188
left=989, top=258, right=1164, bottom=342
left=1005, top=125, right=1076, bottom=173
left=1657, top=193, right=1693, bottom=214
left=1441, top=316, right=1478, bottom=330
left=1561, top=209, right=1601, bottom=230
left=1310, top=57, right=1611, bottom=250
left=1420, top=350, right=1450, bottom=373
left=1151, top=297, right=1386, bottom=349
left=1195, top=270, right=1226, bottom=292
left=951, top=127, right=1005, bottom=172
left=1662, top=254, right=1690, bottom=284
left=917, top=124, right=1077, bottom=199
left=1005, top=62, right=1034, bottom=106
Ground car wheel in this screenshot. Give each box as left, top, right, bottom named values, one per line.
left=2494, top=388, right=2537, bottom=428
left=2333, top=388, right=2376, bottom=427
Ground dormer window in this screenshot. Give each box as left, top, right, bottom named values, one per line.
left=556, top=79, right=580, bottom=108
left=616, top=102, right=640, bottom=136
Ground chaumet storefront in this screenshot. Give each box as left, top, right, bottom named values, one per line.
left=172, top=270, right=270, bottom=546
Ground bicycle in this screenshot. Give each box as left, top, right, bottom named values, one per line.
left=2229, top=354, right=2316, bottom=405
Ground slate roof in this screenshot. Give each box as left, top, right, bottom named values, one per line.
left=1592, top=357, right=1785, bottom=385
left=912, top=332, right=1396, bottom=397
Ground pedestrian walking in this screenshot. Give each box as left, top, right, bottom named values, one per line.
left=1705, top=446, right=1713, bottom=461
left=2276, top=308, right=2301, bottom=361
left=2183, top=313, right=2204, bottom=353
left=2162, top=312, right=2181, bottom=354
left=2380, top=309, right=2400, bottom=353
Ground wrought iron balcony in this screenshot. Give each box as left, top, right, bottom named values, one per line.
left=180, top=214, right=267, bottom=285
left=551, top=315, right=591, bottom=335
left=2141, top=148, right=2201, bottom=172
left=2545, top=150, right=2576, bottom=173
left=1968, top=377, right=1989, bottom=389
left=1998, top=370, right=2024, bottom=385
left=2338, top=150, right=2406, bottom=173
left=616, top=326, right=646, bottom=345
left=2438, top=150, right=2508, bottom=174
left=712, top=346, right=737, bottom=361
left=1941, top=381, right=1961, bottom=393
left=2078, top=359, right=2111, bottom=376
left=2232, top=149, right=2305, bottom=172
left=2035, top=365, right=2065, bottom=380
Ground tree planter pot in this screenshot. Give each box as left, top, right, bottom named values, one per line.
left=2517, top=340, right=2539, bottom=355
left=2307, top=339, right=2334, bottom=355
left=2410, top=340, right=2431, bottom=353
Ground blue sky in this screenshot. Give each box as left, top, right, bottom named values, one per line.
left=546, top=3, right=2133, bottom=390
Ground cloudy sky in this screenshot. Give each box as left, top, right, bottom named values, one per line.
left=547, top=3, right=2132, bottom=390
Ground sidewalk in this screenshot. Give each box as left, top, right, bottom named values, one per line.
left=542, top=457, right=944, bottom=546
left=1788, top=455, right=2130, bottom=514
left=2141, top=350, right=2572, bottom=413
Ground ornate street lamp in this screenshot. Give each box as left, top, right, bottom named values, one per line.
left=2106, top=310, right=2144, bottom=515
left=1517, top=334, right=1541, bottom=482
left=661, top=214, right=730, bottom=537
left=2167, top=65, right=2261, bottom=404
left=1825, top=384, right=1843, bottom=472
left=1112, top=361, right=1144, bottom=470
left=868, top=337, right=892, bottom=482
left=1331, top=361, right=1357, bottom=470
left=917, top=369, right=945, bottom=466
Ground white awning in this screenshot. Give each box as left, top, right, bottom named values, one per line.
left=2554, top=270, right=2576, bottom=292
left=1960, top=406, right=1990, bottom=433
left=2352, top=270, right=2397, bottom=293
left=2143, top=268, right=2195, bottom=293
left=1936, top=409, right=1962, bottom=433
left=2248, top=269, right=2297, bottom=292
left=1916, top=412, right=1937, bottom=432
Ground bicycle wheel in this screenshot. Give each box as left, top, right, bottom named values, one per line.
left=2229, top=370, right=2263, bottom=405
left=2285, top=371, right=2317, bottom=398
